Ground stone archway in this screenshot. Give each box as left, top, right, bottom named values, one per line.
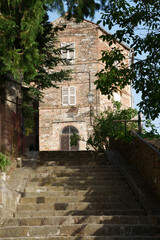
left=60, top=126, right=79, bottom=151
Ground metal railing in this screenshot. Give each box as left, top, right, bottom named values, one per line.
left=130, top=129, right=160, bottom=167
left=113, top=113, right=142, bottom=137
left=112, top=114, right=160, bottom=167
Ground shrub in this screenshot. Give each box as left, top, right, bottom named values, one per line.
left=0, top=152, right=12, bottom=172
left=70, top=101, right=138, bottom=151
left=86, top=101, right=138, bottom=150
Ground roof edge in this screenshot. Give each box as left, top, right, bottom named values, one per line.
left=51, top=16, right=133, bottom=52
left=83, top=19, right=133, bottom=51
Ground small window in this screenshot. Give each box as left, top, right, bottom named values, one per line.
left=61, top=42, right=75, bottom=61
left=62, top=86, right=76, bottom=106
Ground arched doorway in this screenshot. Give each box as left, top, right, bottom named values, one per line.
left=60, top=126, right=79, bottom=151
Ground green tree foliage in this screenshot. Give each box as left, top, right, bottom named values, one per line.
left=95, top=0, right=160, bottom=120
left=0, top=0, right=70, bottom=116
left=0, top=0, right=106, bottom=116
left=64, top=0, right=106, bottom=22
left=86, top=101, right=138, bottom=150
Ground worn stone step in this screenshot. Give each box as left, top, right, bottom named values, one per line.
left=0, top=224, right=159, bottom=238
left=2, top=215, right=159, bottom=227
left=40, top=159, right=108, bottom=163
left=25, top=184, right=130, bottom=191
left=27, top=180, right=128, bottom=188
left=32, top=163, right=116, bottom=168
left=29, top=168, right=120, bottom=175
left=39, top=153, right=106, bottom=158
left=37, top=160, right=108, bottom=165
left=29, top=175, right=125, bottom=182
left=29, top=167, right=121, bottom=172
left=38, top=151, right=106, bottom=159
left=0, top=237, right=159, bottom=240
left=21, top=190, right=135, bottom=198
left=17, top=202, right=142, bottom=212
left=14, top=209, right=146, bottom=218
left=41, top=158, right=107, bottom=162
left=20, top=195, right=138, bottom=204
left=30, top=172, right=123, bottom=179
left=28, top=164, right=118, bottom=170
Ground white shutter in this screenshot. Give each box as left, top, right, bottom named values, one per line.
left=68, top=42, right=75, bottom=60
left=62, top=87, right=69, bottom=105
left=69, top=86, right=76, bottom=105
left=61, top=42, right=67, bottom=59
left=61, top=42, right=75, bottom=60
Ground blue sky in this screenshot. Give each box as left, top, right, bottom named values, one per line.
left=48, top=10, right=160, bottom=133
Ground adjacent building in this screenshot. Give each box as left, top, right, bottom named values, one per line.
left=0, top=77, right=24, bottom=155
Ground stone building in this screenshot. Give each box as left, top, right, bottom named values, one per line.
left=39, top=17, right=133, bottom=151
left=0, top=77, right=24, bottom=155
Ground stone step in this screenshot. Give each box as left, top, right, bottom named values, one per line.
left=40, top=153, right=106, bottom=157
left=41, top=158, right=107, bottom=162
left=29, top=167, right=120, bottom=174
left=37, top=161, right=108, bottom=167
left=0, top=236, right=159, bottom=240
left=45, top=158, right=106, bottom=161
left=0, top=224, right=159, bottom=238
left=38, top=150, right=105, bottom=159
left=38, top=159, right=108, bottom=165
left=14, top=209, right=146, bottom=218
left=17, top=202, right=142, bottom=212
left=21, top=190, right=135, bottom=198
left=25, top=184, right=130, bottom=191
left=29, top=172, right=123, bottom=179
left=29, top=164, right=117, bottom=169
left=20, top=195, right=138, bottom=204
left=29, top=166, right=120, bottom=171
left=2, top=215, right=159, bottom=227
left=27, top=180, right=128, bottom=187
left=29, top=175, right=125, bottom=182
left=39, top=153, right=106, bottom=158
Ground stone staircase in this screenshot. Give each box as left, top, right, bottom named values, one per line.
left=0, top=151, right=160, bottom=239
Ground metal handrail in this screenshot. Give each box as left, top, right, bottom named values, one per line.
left=130, top=130, right=160, bottom=168
left=113, top=113, right=142, bottom=137
left=112, top=116, right=160, bottom=167
left=130, top=129, right=160, bottom=156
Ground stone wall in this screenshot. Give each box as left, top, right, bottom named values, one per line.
left=110, top=136, right=160, bottom=200
left=97, top=28, right=132, bottom=111
left=0, top=79, right=24, bottom=155
left=39, top=17, right=132, bottom=151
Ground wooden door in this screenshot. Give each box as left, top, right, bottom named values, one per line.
left=61, top=134, right=69, bottom=151
left=60, top=126, right=79, bottom=151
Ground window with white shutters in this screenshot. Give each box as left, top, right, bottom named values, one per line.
left=69, top=86, right=76, bottom=105
left=61, top=42, right=75, bottom=61
left=62, top=86, right=76, bottom=106
left=62, top=87, right=69, bottom=105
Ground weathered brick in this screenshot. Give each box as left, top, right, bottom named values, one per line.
left=39, top=17, right=132, bottom=151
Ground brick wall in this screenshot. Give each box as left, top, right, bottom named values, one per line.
left=39, top=17, right=132, bottom=151
left=0, top=80, right=24, bottom=156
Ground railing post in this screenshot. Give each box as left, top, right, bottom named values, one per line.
left=138, top=112, right=142, bottom=134
left=125, top=121, right=127, bottom=137
left=113, top=122, right=116, bottom=136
